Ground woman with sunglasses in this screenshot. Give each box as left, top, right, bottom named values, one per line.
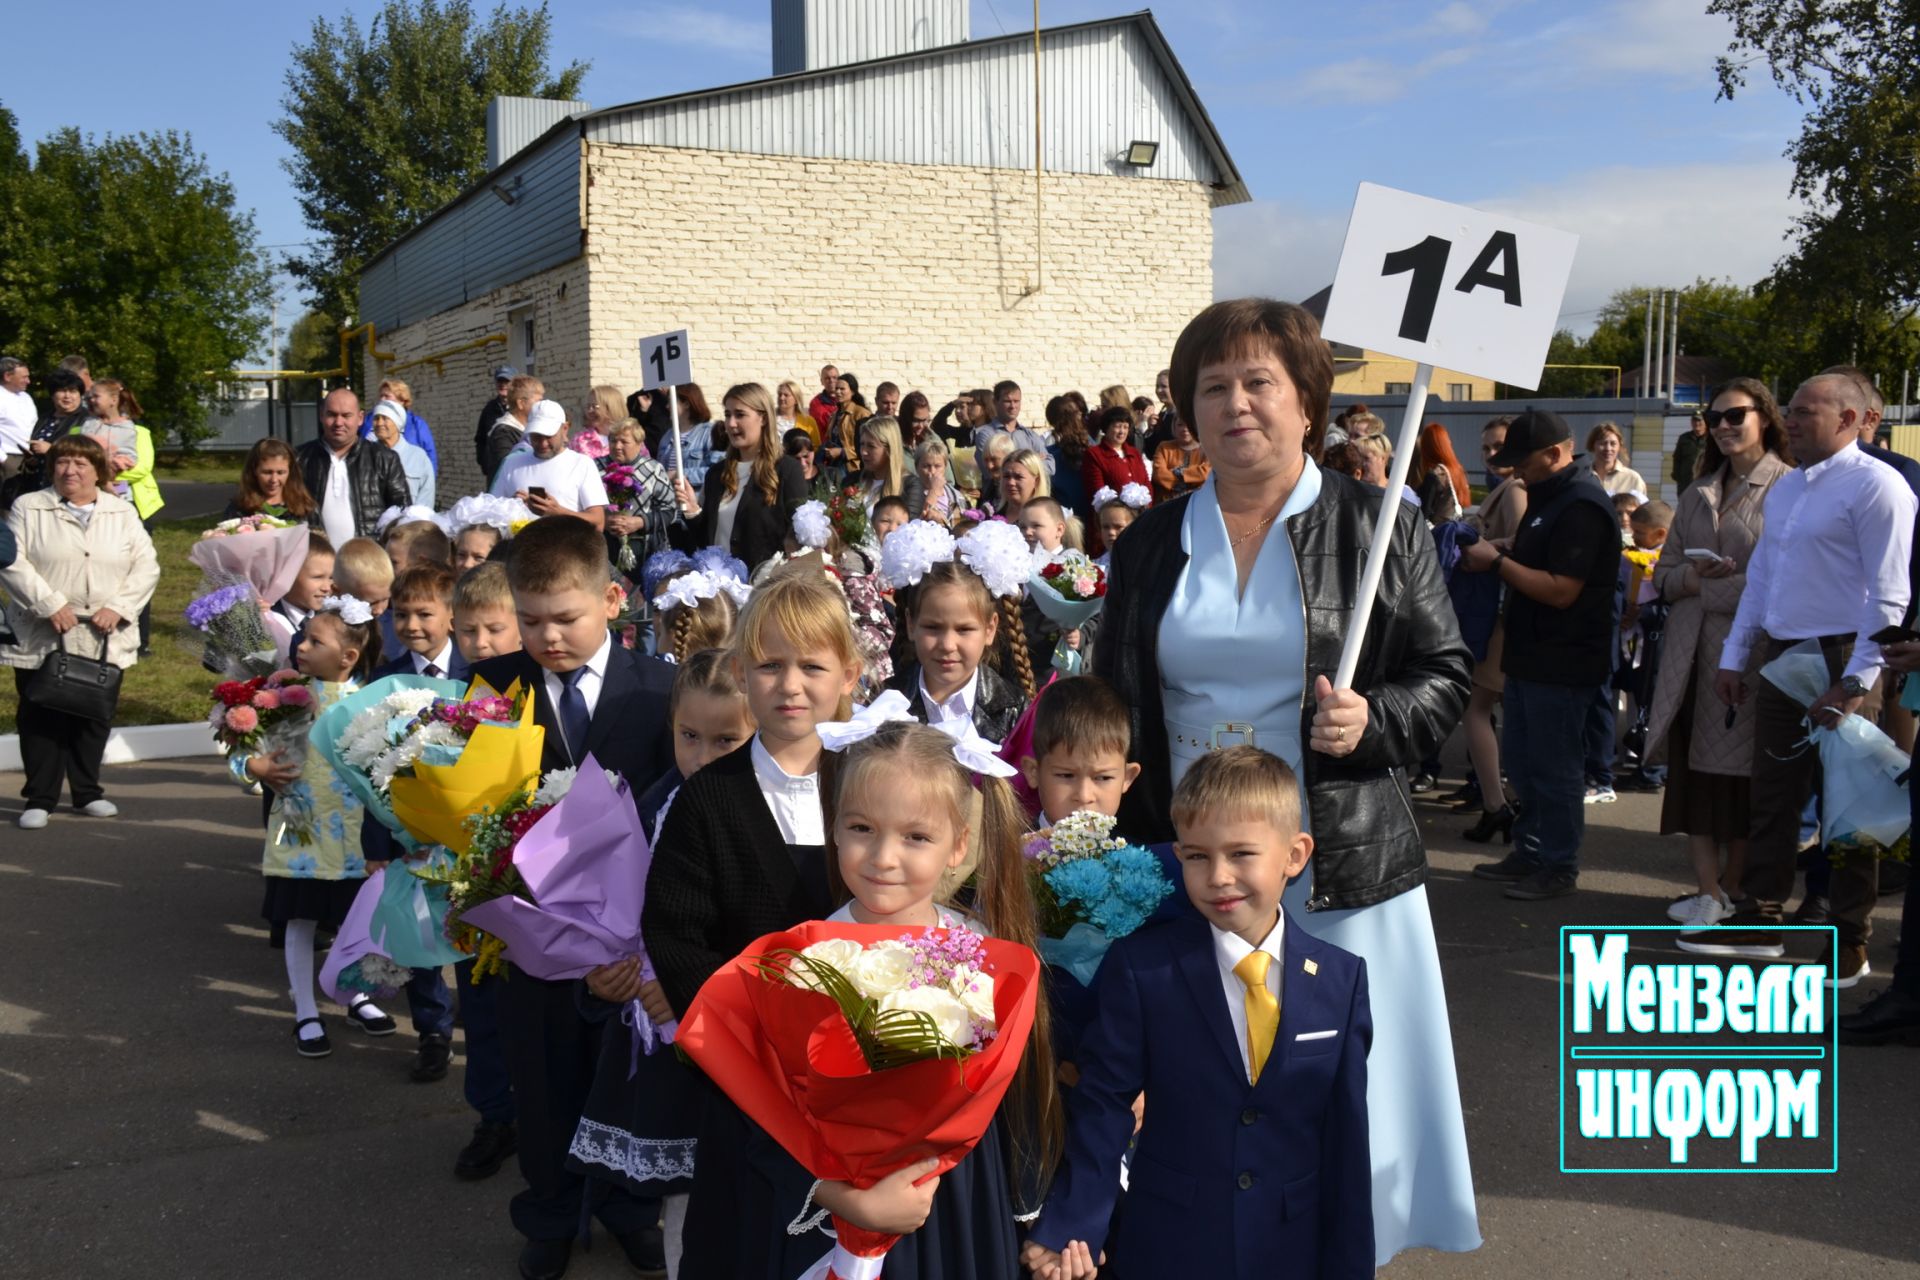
left=1641, top=379, right=1793, bottom=930
left=1585, top=422, right=1645, bottom=496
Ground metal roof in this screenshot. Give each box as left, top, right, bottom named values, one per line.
left=359, top=8, right=1245, bottom=285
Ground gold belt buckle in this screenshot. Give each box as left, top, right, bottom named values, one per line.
left=1209, top=722, right=1255, bottom=749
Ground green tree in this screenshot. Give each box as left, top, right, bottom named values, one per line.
left=279, top=309, right=340, bottom=403
left=275, top=0, right=587, bottom=322
left=1710, top=0, right=1920, bottom=381
left=0, top=110, right=271, bottom=446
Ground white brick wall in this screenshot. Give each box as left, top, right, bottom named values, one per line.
left=373, top=144, right=1214, bottom=504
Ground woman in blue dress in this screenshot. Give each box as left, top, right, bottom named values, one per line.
left=1096, top=297, right=1481, bottom=1264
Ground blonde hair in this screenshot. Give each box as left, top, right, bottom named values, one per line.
left=823, top=722, right=1061, bottom=1206
left=982, top=433, right=1017, bottom=464
left=913, top=436, right=948, bottom=466
left=1345, top=411, right=1386, bottom=438
left=378, top=378, right=413, bottom=408
left=585, top=384, right=626, bottom=429
left=1098, top=384, right=1130, bottom=411
left=659, top=569, right=741, bottom=664
left=777, top=380, right=810, bottom=418
left=608, top=417, right=646, bottom=446
left=731, top=565, right=862, bottom=721
left=1352, top=433, right=1392, bottom=462
left=1002, top=448, right=1053, bottom=500
left=506, top=375, right=544, bottom=417
left=1586, top=421, right=1629, bottom=465
left=332, top=537, right=395, bottom=592
left=671, top=647, right=749, bottom=718
left=859, top=415, right=907, bottom=498
left=1170, top=744, right=1302, bottom=839
left=721, top=382, right=782, bottom=508
left=453, top=561, right=514, bottom=613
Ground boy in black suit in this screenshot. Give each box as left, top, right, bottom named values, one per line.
left=359, top=561, right=467, bottom=1082
left=468, top=516, right=675, bottom=1280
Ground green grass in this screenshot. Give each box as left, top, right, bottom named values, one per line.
left=154, top=450, right=242, bottom=484
left=1, top=518, right=213, bottom=736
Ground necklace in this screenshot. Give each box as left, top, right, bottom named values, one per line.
left=1228, top=509, right=1280, bottom=550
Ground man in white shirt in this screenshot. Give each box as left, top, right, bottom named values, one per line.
left=1680, top=373, right=1916, bottom=979
left=0, top=357, right=37, bottom=481
left=294, top=387, right=412, bottom=546
left=489, top=401, right=608, bottom=530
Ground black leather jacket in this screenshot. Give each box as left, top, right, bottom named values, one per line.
left=294, top=437, right=413, bottom=540
left=1097, top=468, right=1471, bottom=912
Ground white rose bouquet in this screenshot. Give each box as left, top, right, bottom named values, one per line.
left=776, top=928, right=999, bottom=1064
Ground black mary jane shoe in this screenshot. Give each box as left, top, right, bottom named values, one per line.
left=293, top=1017, right=332, bottom=1059
left=347, top=997, right=398, bottom=1036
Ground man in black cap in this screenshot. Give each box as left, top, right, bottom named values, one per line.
left=473, top=364, right=515, bottom=475
left=1458, top=408, right=1621, bottom=900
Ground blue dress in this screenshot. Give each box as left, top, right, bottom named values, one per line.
left=1158, top=465, right=1481, bottom=1264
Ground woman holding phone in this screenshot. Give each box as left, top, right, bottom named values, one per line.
left=1642, top=378, right=1793, bottom=929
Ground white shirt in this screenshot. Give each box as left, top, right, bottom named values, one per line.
left=750, top=734, right=824, bottom=845
left=320, top=448, right=356, bottom=548
left=826, top=900, right=985, bottom=935
left=1212, top=913, right=1284, bottom=1085
left=1720, top=442, right=1916, bottom=686
left=542, top=632, right=613, bottom=757
left=0, top=387, right=34, bottom=457
left=918, top=669, right=979, bottom=731
left=408, top=640, right=456, bottom=678
left=711, top=461, right=753, bottom=552
left=490, top=446, right=610, bottom=513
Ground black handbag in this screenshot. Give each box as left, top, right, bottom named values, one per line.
left=24, top=628, right=123, bottom=723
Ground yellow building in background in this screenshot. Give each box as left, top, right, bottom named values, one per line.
left=1331, top=351, right=1497, bottom=401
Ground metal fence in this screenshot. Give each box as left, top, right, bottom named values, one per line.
left=196, top=397, right=319, bottom=451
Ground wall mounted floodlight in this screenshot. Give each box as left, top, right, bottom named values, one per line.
left=1124, top=140, right=1159, bottom=167
left=490, top=176, right=522, bottom=205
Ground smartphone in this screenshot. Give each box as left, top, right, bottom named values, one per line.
left=1869, top=624, right=1920, bottom=646
left=528, top=486, right=548, bottom=499
left=1684, top=548, right=1724, bottom=562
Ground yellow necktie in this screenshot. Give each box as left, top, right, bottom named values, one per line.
left=1234, top=950, right=1278, bottom=1084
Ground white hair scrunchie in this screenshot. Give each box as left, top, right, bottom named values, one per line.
left=955, top=520, right=1032, bottom=599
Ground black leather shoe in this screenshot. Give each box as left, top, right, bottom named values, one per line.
left=1471, top=849, right=1537, bottom=881
left=1462, top=805, right=1515, bottom=845
left=410, top=1033, right=451, bottom=1083
left=614, top=1226, right=668, bottom=1277
left=1839, top=988, right=1920, bottom=1046
left=454, top=1121, right=516, bottom=1180
left=347, top=997, right=397, bottom=1036
left=518, top=1237, right=571, bottom=1280
left=1504, top=867, right=1578, bottom=900
left=293, top=1017, right=331, bottom=1059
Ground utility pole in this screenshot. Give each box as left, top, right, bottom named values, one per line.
left=1640, top=293, right=1653, bottom=399
left=1652, top=291, right=1666, bottom=401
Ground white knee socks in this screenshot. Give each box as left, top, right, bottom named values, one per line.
left=663, top=1192, right=688, bottom=1280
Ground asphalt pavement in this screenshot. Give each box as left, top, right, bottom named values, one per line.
left=1, top=755, right=1915, bottom=1279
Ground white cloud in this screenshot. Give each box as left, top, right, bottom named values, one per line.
left=594, top=6, right=769, bottom=58
left=1425, top=1, right=1491, bottom=38
left=1213, top=159, right=1805, bottom=333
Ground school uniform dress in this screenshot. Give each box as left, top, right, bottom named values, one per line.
left=884, top=661, right=1028, bottom=744
left=251, top=680, right=367, bottom=946
left=469, top=638, right=676, bottom=1244
left=1030, top=913, right=1372, bottom=1279
left=1156, top=468, right=1480, bottom=1264
left=644, top=736, right=837, bottom=1280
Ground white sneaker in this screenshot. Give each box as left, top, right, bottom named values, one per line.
left=1677, top=893, right=1730, bottom=932
left=80, top=799, right=118, bottom=818
left=18, top=808, right=50, bottom=830
left=1668, top=892, right=1707, bottom=923
left=1584, top=786, right=1617, bottom=804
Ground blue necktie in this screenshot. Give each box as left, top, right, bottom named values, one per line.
left=559, top=667, right=590, bottom=764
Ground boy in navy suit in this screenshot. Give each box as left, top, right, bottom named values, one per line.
left=359, top=561, right=468, bottom=1083
left=467, top=517, right=675, bottom=1280
left=1025, top=746, right=1373, bottom=1280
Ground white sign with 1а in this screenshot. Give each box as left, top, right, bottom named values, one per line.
left=638, top=329, right=691, bottom=391
left=1320, top=182, right=1579, bottom=390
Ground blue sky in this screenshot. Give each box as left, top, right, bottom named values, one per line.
left=6, top=0, right=1808, bottom=335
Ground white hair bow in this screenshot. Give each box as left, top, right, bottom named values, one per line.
left=651, top=569, right=751, bottom=613
left=817, top=689, right=919, bottom=751
left=319, top=594, right=374, bottom=626
left=929, top=717, right=1020, bottom=778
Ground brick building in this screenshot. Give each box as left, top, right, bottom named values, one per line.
left=356, top=2, right=1247, bottom=499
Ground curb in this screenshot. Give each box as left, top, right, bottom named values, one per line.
left=0, top=722, right=217, bottom=773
